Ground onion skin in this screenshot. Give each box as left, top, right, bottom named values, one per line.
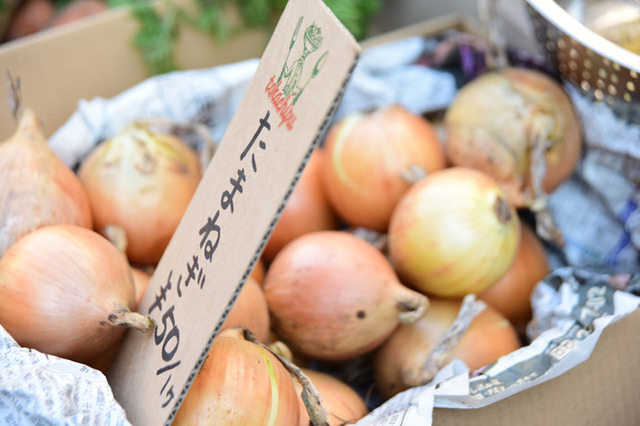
left=478, top=223, right=550, bottom=333
left=320, top=103, right=446, bottom=232
left=444, top=68, right=582, bottom=207
left=251, top=257, right=266, bottom=285
left=0, top=107, right=93, bottom=259
left=388, top=167, right=520, bottom=298
left=263, top=230, right=429, bottom=361
left=78, top=123, right=202, bottom=265
left=295, top=368, right=369, bottom=426
left=263, top=150, right=339, bottom=261
left=221, top=277, right=271, bottom=343
left=173, top=327, right=300, bottom=426
left=0, top=224, right=152, bottom=366
left=374, top=298, right=522, bottom=401
left=131, top=266, right=152, bottom=311
left=5, top=0, right=54, bottom=41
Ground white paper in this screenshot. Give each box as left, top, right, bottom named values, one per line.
left=0, top=325, right=130, bottom=426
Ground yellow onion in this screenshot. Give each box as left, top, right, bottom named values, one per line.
left=78, top=122, right=202, bottom=265
left=478, top=222, right=550, bottom=333
left=374, top=298, right=522, bottom=400
left=173, top=327, right=300, bottom=425
left=320, top=103, right=446, bottom=232
left=444, top=67, right=582, bottom=208
left=0, top=224, right=152, bottom=366
left=0, top=107, right=92, bottom=259
left=388, top=167, right=520, bottom=298
left=263, top=230, right=429, bottom=361
left=221, top=276, right=271, bottom=343
left=294, top=368, right=369, bottom=426
left=131, top=266, right=152, bottom=311
left=251, top=257, right=267, bottom=286
left=263, top=150, right=339, bottom=261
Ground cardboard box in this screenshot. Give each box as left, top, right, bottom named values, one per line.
left=1, top=1, right=639, bottom=425
left=0, top=0, right=272, bottom=141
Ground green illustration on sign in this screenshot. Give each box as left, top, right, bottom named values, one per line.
left=278, top=16, right=329, bottom=105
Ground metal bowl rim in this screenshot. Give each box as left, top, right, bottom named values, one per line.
left=526, top=0, right=640, bottom=72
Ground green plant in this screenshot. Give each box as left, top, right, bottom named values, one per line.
left=105, top=0, right=381, bottom=75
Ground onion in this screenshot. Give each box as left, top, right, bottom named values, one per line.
left=131, top=266, right=152, bottom=311
left=173, top=327, right=300, bottom=425
left=478, top=222, right=550, bottom=333
left=388, top=167, right=520, bottom=298
left=251, top=257, right=266, bottom=285
left=374, top=298, right=522, bottom=400
left=444, top=67, right=582, bottom=209
left=101, top=224, right=152, bottom=311
left=0, top=107, right=93, bottom=259
left=0, top=224, right=153, bottom=366
left=78, top=122, right=202, bottom=265
left=294, top=368, right=368, bottom=426
left=221, top=277, right=271, bottom=343
left=263, top=230, right=429, bottom=361
left=5, top=0, right=54, bottom=41
left=263, top=150, right=338, bottom=261
left=320, top=103, right=446, bottom=232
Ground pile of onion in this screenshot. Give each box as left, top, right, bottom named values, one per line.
left=263, top=150, right=338, bottom=261
left=172, top=327, right=300, bottom=425
left=0, top=107, right=92, bottom=259
left=0, top=224, right=152, bottom=367
left=444, top=67, right=582, bottom=210
left=263, top=230, right=429, bottom=361
left=78, top=122, right=202, bottom=265
left=320, top=103, right=446, bottom=232
left=478, top=222, right=550, bottom=334
left=388, top=167, right=520, bottom=298
left=374, top=297, right=522, bottom=400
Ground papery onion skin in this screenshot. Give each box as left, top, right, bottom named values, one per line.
left=388, top=167, right=520, bottom=298
left=221, top=277, right=271, bottom=343
left=263, top=150, right=339, bottom=261
left=172, top=327, right=300, bottom=426
left=295, top=368, right=369, bottom=426
left=444, top=67, right=582, bottom=207
left=320, top=103, right=446, bottom=232
left=0, top=107, right=93, bottom=259
left=374, top=298, right=522, bottom=400
left=478, top=222, right=550, bottom=333
left=263, top=230, right=429, bottom=361
left=0, top=224, right=149, bottom=366
left=78, top=123, right=202, bottom=265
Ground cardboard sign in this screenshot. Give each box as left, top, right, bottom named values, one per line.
left=106, top=1, right=360, bottom=424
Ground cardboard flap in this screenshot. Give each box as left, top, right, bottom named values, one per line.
left=106, top=0, right=360, bottom=424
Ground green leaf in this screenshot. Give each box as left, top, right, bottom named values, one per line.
left=130, top=1, right=178, bottom=75
left=109, top=0, right=380, bottom=76
left=237, top=0, right=271, bottom=27
left=323, top=0, right=381, bottom=40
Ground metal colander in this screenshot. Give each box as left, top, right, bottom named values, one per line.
left=526, top=0, right=640, bottom=123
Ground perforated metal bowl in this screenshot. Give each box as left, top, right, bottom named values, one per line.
left=526, top=0, right=640, bottom=122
